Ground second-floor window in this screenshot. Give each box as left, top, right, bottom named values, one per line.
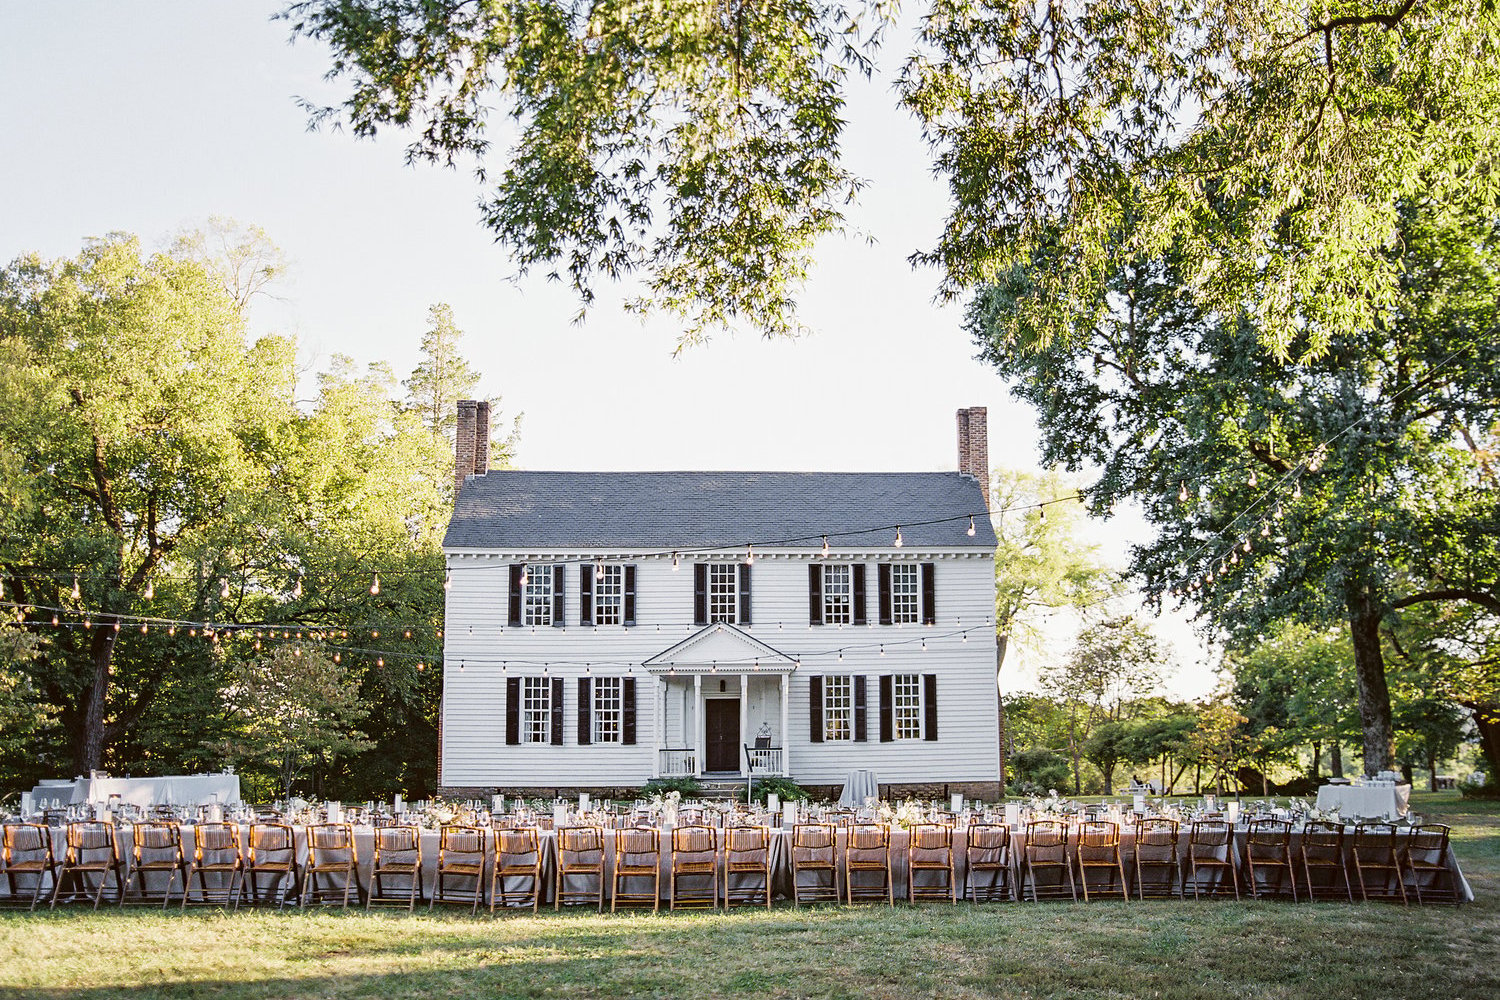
left=822, top=565, right=852, bottom=624
left=523, top=565, right=553, bottom=626
left=708, top=563, right=738, bottom=623
left=594, top=565, right=623, bottom=625
left=890, top=564, right=920, bottom=624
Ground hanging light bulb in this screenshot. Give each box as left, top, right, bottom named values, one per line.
left=220, top=577, right=230, bottom=599
left=1248, top=468, right=1258, bottom=488
left=879, top=644, right=886, bottom=656
left=837, top=651, right=843, bottom=662
left=416, top=661, right=424, bottom=671
left=1244, top=538, right=1253, bottom=552
left=370, top=572, right=380, bottom=595
left=443, top=570, right=451, bottom=592
left=71, top=575, right=81, bottom=600
left=143, top=579, right=154, bottom=600
left=894, top=527, right=903, bottom=548
left=1293, top=480, right=1302, bottom=499
left=139, top=622, right=148, bottom=633
left=519, top=565, right=529, bottom=587
left=167, top=625, right=175, bottom=636
left=745, top=545, right=754, bottom=565
left=921, top=638, right=927, bottom=652
left=332, top=652, right=339, bottom=663
left=1260, top=523, right=1271, bottom=538
left=967, top=515, right=976, bottom=537
left=1038, top=506, right=1047, bottom=522
left=1230, top=550, right=1239, bottom=565
left=51, top=613, right=59, bottom=626
left=377, top=656, right=384, bottom=667
left=293, top=575, right=303, bottom=598
left=671, top=553, right=679, bottom=571
left=822, top=535, right=830, bottom=557
left=1178, top=481, right=1189, bottom=502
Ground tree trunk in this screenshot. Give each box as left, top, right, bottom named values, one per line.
left=72, top=623, right=122, bottom=774
left=1310, top=741, right=1322, bottom=781
left=1348, top=593, right=1396, bottom=774
left=1427, top=749, right=1437, bottom=793
left=1331, top=741, right=1344, bottom=778
left=1069, top=713, right=1082, bottom=796
left=1463, top=702, right=1500, bottom=781
left=1194, top=762, right=1201, bottom=795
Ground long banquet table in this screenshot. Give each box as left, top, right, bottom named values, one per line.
left=0, top=820, right=1474, bottom=906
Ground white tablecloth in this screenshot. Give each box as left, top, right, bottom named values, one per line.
left=1315, top=783, right=1410, bottom=820
left=26, top=774, right=241, bottom=809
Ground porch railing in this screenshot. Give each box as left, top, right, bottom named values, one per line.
left=744, top=746, right=785, bottom=777
left=658, top=748, right=698, bottom=777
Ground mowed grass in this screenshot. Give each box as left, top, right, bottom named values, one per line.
left=1, top=793, right=1497, bottom=1000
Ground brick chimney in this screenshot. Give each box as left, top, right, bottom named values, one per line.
left=455, top=399, right=478, bottom=496
left=956, top=407, right=990, bottom=509
left=474, top=400, right=490, bottom=475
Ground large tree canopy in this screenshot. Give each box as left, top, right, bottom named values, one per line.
left=284, top=1, right=1499, bottom=350
left=971, top=200, right=1500, bottom=772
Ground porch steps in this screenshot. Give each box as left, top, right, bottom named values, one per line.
left=694, top=777, right=754, bottom=802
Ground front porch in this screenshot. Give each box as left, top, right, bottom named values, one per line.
left=642, top=622, right=796, bottom=779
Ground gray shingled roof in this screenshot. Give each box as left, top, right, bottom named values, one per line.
left=443, top=471, right=997, bottom=550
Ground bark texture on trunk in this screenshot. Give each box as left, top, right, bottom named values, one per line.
left=1464, top=702, right=1500, bottom=781
left=1349, top=593, right=1395, bottom=774
left=1331, top=741, right=1344, bottom=778
left=73, top=623, right=121, bottom=773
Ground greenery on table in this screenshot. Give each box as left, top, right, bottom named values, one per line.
left=635, top=776, right=703, bottom=798
left=749, top=776, right=809, bottom=805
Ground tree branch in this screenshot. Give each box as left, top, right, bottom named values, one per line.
left=1389, top=587, right=1500, bottom=616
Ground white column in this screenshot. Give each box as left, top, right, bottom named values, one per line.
left=652, top=675, right=664, bottom=777
left=693, top=673, right=704, bottom=776
left=739, top=673, right=749, bottom=774
left=780, top=672, right=790, bottom=777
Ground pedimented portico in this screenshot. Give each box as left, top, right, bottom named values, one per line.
left=642, top=623, right=794, bottom=778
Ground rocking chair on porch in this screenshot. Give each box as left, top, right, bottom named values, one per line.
left=743, top=735, right=781, bottom=802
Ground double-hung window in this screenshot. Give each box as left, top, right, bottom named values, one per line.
left=594, top=565, right=623, bottom=625
left=523, top=565, right=553, bottom=626
left=708, top=564, right=738, bottom=623
left=892, top=674, right=923, bottom=739
left=890, top=564, right=920, bottom=624
left=591, top=676, right=622, bottom=743
left=822, top=565, right=852, bottom=624
left=522, top=676, right=551, bottom=744
left=823, top=675, right=852, bottom=741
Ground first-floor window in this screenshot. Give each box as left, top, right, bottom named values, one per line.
left=824, top=675, right=852, bottom=741
left=523, top=677, right=551, bottom=743
left=892, top=674, right=922, bottom=739
left=523, top=565, right=553, bottom=626
left=592, top=676, right=622, bottom=743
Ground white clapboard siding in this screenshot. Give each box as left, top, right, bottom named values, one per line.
left=440, top=550, right=997, bottom=787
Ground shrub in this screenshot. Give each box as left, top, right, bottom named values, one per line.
left=1459, top=775, right=1500, bottom=799
left=1009, top=748, right=1071, bottom=792
left=750, top=776, right=809, bottom=804
left=637, top=776, right=702, bottom=798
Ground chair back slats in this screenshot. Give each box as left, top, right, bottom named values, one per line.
left=497, top=828, right=541, bottom=862
left=671, top=825, right=717, bottom=863
left=614, top=827, right=659, bottom=866
left=375, top=826, right=420, bottom=855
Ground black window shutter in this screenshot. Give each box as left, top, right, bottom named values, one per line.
left=551, top=676, right=565, bottom=745
left=809, top=676, right=824, bottom=743
left=738, top=563, right=752, bottom=624
left=623, top=565, right=637, bottom=626
left=505, top=677, right=520, bottom=745
left=622, top=678, right=637, bottom=745
left=877, top=564, right=893, bottom=625
left=852, top=564, right=867, bottom=625
left=853, top=675, right=867, bottom=742
left=508, top=565, right=523, bottom=627
left=580, top=565, right=594, bottom=626
left=878, top=675, right=893, bottom=742
left=577, top=677, right=592, bottom=745
left=693, top=564, right=708, bottom=626
left=923, top=673, right=938, bottom=740
left=808, top=565, right=823, bottom=625
left=552, top=564, right=566, bottom=627
left=921, top=563, right=936, bottom=624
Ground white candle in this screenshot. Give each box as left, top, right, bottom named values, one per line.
left=1004, top=802, right=1019, bottom=827
left=394, top=794, right=403, bottom=813
left=579, top=792, right=589, bottom=812
left=782, top=800, right=797, bottom=828
left=1227, top=801, right=1240, bottom=824
left=768, top=792, right=780, bottom=812
left=1133, top=793, right=1146, bottom=812
left=951, top=792, right=964, bottom=813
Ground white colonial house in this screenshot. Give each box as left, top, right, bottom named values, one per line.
left=438, top=404, right=1001, bottom=798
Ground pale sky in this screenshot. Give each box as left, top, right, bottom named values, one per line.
left=0, top=1, right=1220, bottom=698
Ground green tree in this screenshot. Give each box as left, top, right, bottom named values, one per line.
left=972, top=201, right=1500, bottom=773
left=403, top=303, right=482, bottom=439
left=991, top=468, right=1115, bottom=788
left=285, top=3, right=1499, bottom=351
left=1083, top=719, right=1144, bottom=796
left=1042, top=614, right=1164, bottom=795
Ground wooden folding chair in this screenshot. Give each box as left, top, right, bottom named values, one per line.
left=1351, top=822, right=1407, bottom=904
left=51, top=822, right=125, bottom=909
left=1133, top=817, right=1182, bottom=899
left=556, top=826, right=606, bottom=911
left=791, top=823, right=839, bottom=904
left=124, top=820, right=187, bottom=908
left=908, top=824, right=955, bottom=903
left=611, top=827, right=660, bottom=912
left=963, top=822, right=1012, bottom=902
left=240, top=822, right=299, bottom=910
left=1300, top=821, right=1352, bottom=902
left=367, top=825, right=423, bottom=911
left=725, top=825, right=772, bottom=909
left=669, top=825, right=718, bottom=910
left=492, top=827, right=543, bottom=913
left=1185, top=819, right=1239, bottom=900
left=1402, top=824, right=1461, bottom=906
left=1020, top=819, right=1074, bottom=901
left=183, top=822, right=242, bottom=908
left=1244, top=819, right=1297, bottom=901
left=845, top=823, right=892, bottom=905
left=302, top=823, right=361, bottom=907
left=1075, top=820, right=1129, bottom=901
left=2, top=823, right=56, bottom=911
left=431, top=825, right=486, bottom=913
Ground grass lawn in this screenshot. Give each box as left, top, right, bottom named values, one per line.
left=2, top=792, right=1497, bottom=999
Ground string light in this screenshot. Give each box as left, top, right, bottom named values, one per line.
left=143, top=580, right=153, bottom=600
left=822, top=535, right=830, bottom=557
left=1178, top=482, right=1189, bottom=502
left=1293, top=481, right=1302, bottom=499
left=1260, top=522, right=1271, bottom=537
left=894, top=528, right=903, bottom=548
left=220, top=578, right=230, bottom=599
left=671, top=553, right=680, bottom=571
left=370, top=572, right=380, bottom=595
left=293, top=575, right=303, bottom=598
left=967, top=516, right=976, bottom=537
left=745, top=545, right=754, bottom=565
left=519, top=566, right=529, bottom=587
left=1038, top=507, right=1047, bottom=522
left=1248, top=468, right=1258, bottom=488
left=443, top=570, right=451, bottom=591
left=71, top=575, right=80, bottom=600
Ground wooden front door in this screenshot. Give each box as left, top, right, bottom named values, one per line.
left=705, top=699, right=740, bottom=772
